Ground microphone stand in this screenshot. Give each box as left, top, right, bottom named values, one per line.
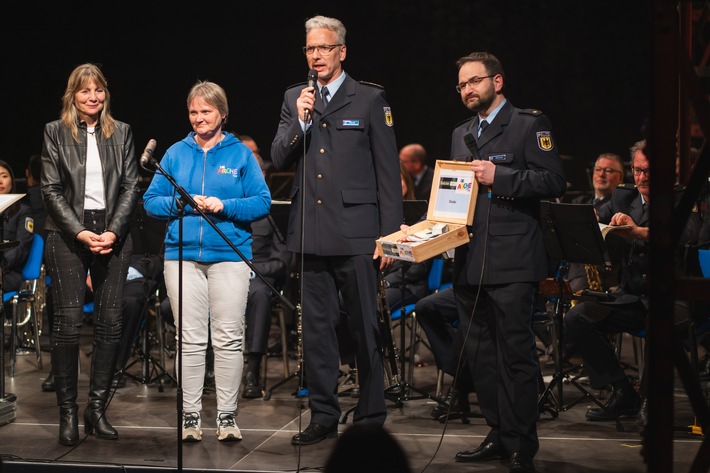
left=145, top=157, right=294, bottom=472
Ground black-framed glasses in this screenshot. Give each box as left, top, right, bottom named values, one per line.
left=455, top=75, right=495, bottom=93
left=593, top=166, right=622, bottom=175
left=632, top=166, right=650, bottom=176
left=302, top=44, right=343, bottom=56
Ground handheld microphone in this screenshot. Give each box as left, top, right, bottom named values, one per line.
left=463, top=133, right=480, bottom=161
left=140, top=139, right=157, bottom=168
left=464, top=132, right=492, bottom=198
left=304, top=68, right=318, bottom=122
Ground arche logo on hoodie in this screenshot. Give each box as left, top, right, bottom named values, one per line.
left=217, top=165, right=240, bottom=177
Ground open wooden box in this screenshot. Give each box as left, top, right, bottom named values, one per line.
left=377, top=160, right=478, bottom=262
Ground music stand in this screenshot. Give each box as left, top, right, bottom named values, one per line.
left=537, top=201, right=617, bottom=419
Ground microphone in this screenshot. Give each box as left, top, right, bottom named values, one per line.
left=463, top=133, right=481, bottom=161
left=140, top=139, right=157, bottom=168
left=464, top=132, right=491, bottom=198
left=304, top=68, right=318, bottom=122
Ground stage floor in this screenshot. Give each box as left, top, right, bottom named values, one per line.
left=0, top=317, right=706, bottom=472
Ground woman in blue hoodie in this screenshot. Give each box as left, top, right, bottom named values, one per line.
left=143, top=80, right=270, bottom=442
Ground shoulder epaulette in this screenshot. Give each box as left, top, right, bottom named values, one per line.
left=359, top=81, right=384, bottom=90
left=519, top=108, right=543, bottom=116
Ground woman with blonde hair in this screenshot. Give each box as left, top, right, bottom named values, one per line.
left=42, top=63, right=140, bottom=445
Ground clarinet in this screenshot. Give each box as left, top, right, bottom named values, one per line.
left=377, top=272, right=402, bottom=391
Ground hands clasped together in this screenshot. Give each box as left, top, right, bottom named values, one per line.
left=194, top=195, right=224, bottom=214
left=77, top=230, right=116, bottom=255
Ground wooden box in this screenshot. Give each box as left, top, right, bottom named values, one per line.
left=377, top=160, right=478, bottom=262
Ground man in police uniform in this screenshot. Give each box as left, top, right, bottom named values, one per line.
left=270, top=15, right=402, bottom=446
left=450, top=52, right=566, bottom=473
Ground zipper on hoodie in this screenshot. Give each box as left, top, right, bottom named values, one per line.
left=197, top=149, right=208, bottom=261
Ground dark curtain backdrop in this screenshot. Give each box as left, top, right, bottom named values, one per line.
left=6, top=1, right=650, bottom=194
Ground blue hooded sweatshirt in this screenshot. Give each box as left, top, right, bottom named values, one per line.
left=143, top=132, right=271, bottom=263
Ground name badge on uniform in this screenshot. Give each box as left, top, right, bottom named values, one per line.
left=487, top=153, right=513, bottom=164
left=337, top=119, right=364, bottom=130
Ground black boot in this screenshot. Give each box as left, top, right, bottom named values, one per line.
left=52, top=344, right=79, bottom=446
left=83, top=341, right=120, bottom=440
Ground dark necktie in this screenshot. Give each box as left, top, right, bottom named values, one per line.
left=478, top=119, right=488, bottom=138
left=321, top=86, right=330, bottom=107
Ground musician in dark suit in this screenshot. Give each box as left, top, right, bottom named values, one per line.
left=271, top=15, right=402, bottom=446
left=565, top=139, right=703, bottom=423
left=567, top=152, right=626, bottom=293
left=450, top=52, right=566, bottom=473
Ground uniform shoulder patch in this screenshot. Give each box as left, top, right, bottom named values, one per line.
left=536, top=131, right=554, bottom=151
left=24, top=216, right=34, bottom=233
left=383, top=107, right=394, bottom=127
left=359, top=81, right=384, bottom=90
left=520, top=108, right=543, bottom=116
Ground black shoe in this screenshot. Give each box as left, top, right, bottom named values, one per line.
left=42, top=373, right=55, bottom=392
left=509, top=452, right=535, bottom=472
left=242, top=372, right=263, bottom=399
left=455, top=441, right=503, bottom=462
left=432, top=386, right=472, bottom=422
left=585, top=386, right=641, bottom=421
left=291, top=423, right=337, bottom=446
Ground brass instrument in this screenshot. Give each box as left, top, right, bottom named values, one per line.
left=584, top=264, right=603, bottom=291
left=570, top=263, right=603, bottom=307
left=377, top=272, right=402, bottom=391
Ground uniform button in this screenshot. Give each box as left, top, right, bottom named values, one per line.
left=321, top=123, right=327, bottom=128
left=317, top=199, right=322, bottom=205
left=320, top=149, right=325, bottom=154
left=317, top=174, right=323, bottom=179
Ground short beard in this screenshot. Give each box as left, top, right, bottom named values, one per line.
left=465, top=91, right=493, bottom=113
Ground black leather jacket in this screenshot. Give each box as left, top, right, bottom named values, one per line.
left=40, top=119, right=140, bottom=241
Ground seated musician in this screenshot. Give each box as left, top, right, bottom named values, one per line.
left=564, top=139, right=703, bottom=422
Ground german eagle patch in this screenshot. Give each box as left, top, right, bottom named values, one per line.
left=25, top=217, right=34, bottom=233
left=537, top=131, right=554, bottom=151
left=384, top=107, right=393, bottom=127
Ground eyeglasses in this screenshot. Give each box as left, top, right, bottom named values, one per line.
left=632, top=166, right=650, bottom=176
left=455, top=75, right=495, bottom=93
left=593, top=166, right=622, bottom=175
left=302, top=44, right=343, bottom=56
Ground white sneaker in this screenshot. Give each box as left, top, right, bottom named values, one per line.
left=216, top=412, right=242, bottom=441
left=182, top=412, right=202, bottom=442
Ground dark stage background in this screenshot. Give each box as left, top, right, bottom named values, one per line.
left=6, top=1, right=650, bottom=192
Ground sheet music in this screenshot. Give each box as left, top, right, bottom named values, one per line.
left=0, top=194, right=25, bottom=213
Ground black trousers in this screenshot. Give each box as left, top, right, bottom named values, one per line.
left=299, top=253, right=386, bottom=428
left=46, top=210, right=132, bottom=346
left=456, top=281, right=540, bottom=458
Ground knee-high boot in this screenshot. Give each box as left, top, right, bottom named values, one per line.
left=52, top=344, right=79, bottom=446
left=84, top=340, right=120, bottom=440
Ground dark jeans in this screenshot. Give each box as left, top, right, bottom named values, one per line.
left=46, top=210, right=132, bottom=346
